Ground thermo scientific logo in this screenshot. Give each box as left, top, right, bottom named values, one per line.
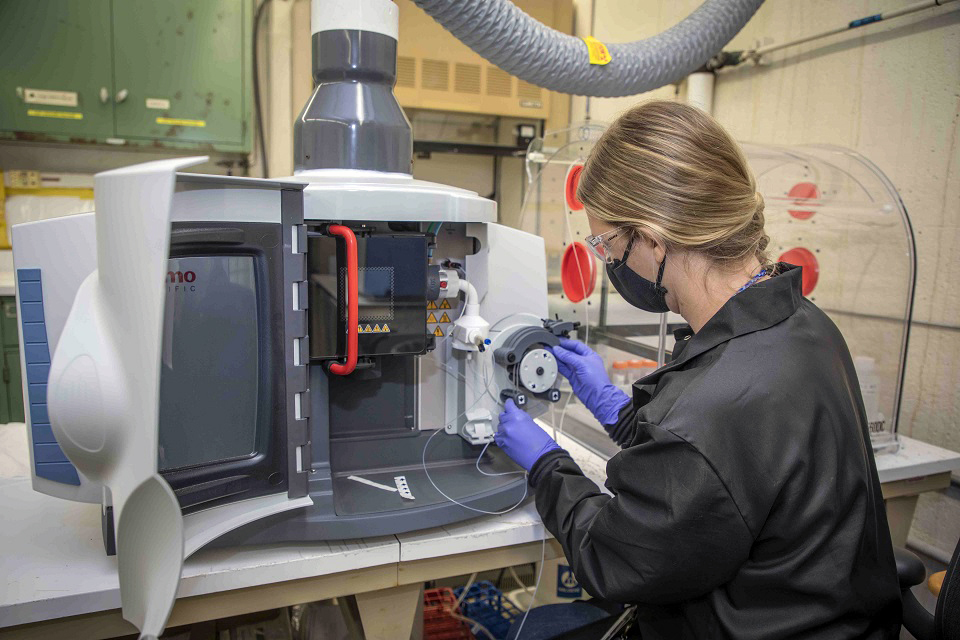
left=167, top=270, right=197, bottom=292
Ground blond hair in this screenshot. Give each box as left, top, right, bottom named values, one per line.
left=577, top=101, right=771, bottom=270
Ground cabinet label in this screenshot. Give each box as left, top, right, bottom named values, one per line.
left=27, top=109, right=83, bottom=120
left=146, top=98, right=171, bottom=110
left=24, top=88, right=78, bottom=107
left=156, top=117, right=205, bottom=127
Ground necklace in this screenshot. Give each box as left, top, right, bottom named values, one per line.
left=736, top=268, right=768, bottom=294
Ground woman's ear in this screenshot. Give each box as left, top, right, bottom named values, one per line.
left=637, top=230, right=667, bottom=264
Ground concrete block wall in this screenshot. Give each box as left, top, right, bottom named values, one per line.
left=567, top=0, right=960, bottom=558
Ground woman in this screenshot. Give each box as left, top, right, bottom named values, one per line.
left=494, top=101, right=900, bottom=639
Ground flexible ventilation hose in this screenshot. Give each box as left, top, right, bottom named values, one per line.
left=412, top=0, right=764, bottom=97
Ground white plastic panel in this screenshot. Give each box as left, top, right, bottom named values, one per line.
left=466, top=222, right=548, bottom=322
left=294, top=169, right=497, bottom=223
left=172, top=184, right=283, bottom=224
left=41, top=158, right=313, bottom=639
left=183, top=495, right=313, bottom=558
left=12, top=213, right=101, bottom=504
left=47, top=156, right=199, bottom=639
left=12, top=214, right=97, bottom=361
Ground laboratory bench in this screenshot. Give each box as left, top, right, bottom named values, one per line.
left=0, top=421, right=957, bottom=639
left=0, top=426, right=604, bottom=640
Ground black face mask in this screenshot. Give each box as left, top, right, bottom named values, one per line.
left=606, top=236, right=670, bottom=313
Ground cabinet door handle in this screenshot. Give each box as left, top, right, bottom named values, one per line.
left=100, top=87, right=109, bottom=104
left=115, top=88, right=129, bottom=103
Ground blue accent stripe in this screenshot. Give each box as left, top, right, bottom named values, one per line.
left=24, top=344, right=50, bottom=364
left=849, top=14, right=882, bottom=28
left=32, top=424, right=56, bottom=444
left=29, top=403, right=50, bottom=424
left=17, top=269, right=41, bottom=283
left=22, top=323, right=47, bottom=344
left=23, top=322, right=47, bottom=346
left=35, top=463, right=80, bottom=485
left=17, top=268, right=81, bottom=487
left=28, top=383, right=47, bottom=402
left=34, top=443, right=70, bottom=463
left=18, top=282, right=43, bottom=302
left=20, top=302, right=45, bottom=323
left=26, top=363, right=50, bottom=384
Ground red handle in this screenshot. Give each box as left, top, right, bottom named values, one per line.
left=327, top=225, right=358, bottom=375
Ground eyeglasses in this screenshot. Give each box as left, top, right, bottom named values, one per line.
left=584, top=227, right=628, bottom=264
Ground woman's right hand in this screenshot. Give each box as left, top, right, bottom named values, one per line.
left=549, top=338, right=631, bottom=426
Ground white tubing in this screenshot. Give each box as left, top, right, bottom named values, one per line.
left=686, top=71, right=715, bottom=115
left=460, top=279, right=480, bottom=308
left=311, top=0, right=399, bottom=39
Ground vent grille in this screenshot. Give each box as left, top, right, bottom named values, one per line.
left=397, top=56, right=416, bottom=88
left=517, top=81, right=542, bottom=100
left=454, top=63, right=481, bottom=94
left=422, top=59, right=449, bottom=91
left=486, top=66, right=513, bottom=97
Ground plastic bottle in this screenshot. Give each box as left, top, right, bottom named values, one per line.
left=611, top=361, right=630, bottom=390
left=853, top=356, right=880, bottom=425
left=629, top=359, right=658, bottom=379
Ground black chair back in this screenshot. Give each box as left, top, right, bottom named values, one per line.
left=934, top=536, right=960, bottom=640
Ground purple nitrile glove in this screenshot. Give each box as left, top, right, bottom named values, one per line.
left=549, top=338, right=631, bottom=427
left=494, top=399, right=561, bottom=472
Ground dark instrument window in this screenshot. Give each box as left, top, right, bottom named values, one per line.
left=158, top=255, right=259, bottom=471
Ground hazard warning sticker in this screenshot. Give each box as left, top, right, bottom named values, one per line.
left=433, top=326, right=445, bottom=337
left=427, top=301, right=437, bottom=310
left=427, top=312, right=438, bottom=323
left=439, top=299, right=451, bottom=310
left=438, top=312, right=451, bottom=323
left=358, top=324, right=390, bottom=333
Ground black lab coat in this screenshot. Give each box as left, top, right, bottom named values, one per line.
left=529, top=264, right=901, bottom=639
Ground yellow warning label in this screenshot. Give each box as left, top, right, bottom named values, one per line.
left=427, top=312, right=438, bottom=323
left=364, top=324, right=373, bottom=333
left=427, top=301, right=437, bottom=310
left=439, top=312, right=451, bottom=323
left=27, top=109, right=83, bottom=120
left=156, top=116, right=206, bottom=127
left=373, top=324, right=382, bottom=333
left=439, top=299, right=451, bottom=310
left=582, top=36, right=612, bottom=65
left=357, top=325, right=366, bottom=333
left=433, top=326, right=445, bottom=337
left=381, top=324, right=390, bottom=333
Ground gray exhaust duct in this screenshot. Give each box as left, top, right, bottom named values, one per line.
left=297, top=0, right=764, bottom=174
left=412, top=0, right=764, bottom=98
left=296, top=0, right=412, bottom=174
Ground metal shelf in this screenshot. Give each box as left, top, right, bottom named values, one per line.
left=413, top=140, right=526, bottom=157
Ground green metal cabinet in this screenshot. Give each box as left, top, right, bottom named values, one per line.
left=112, top=0, right=248, bottom=147
left=0, top=0, right=115, bottom=140
left=0, top=0, right=251, bottom=153
left=0, top=297, right=24, bottom=424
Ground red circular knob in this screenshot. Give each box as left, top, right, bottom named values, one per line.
left=779, top=247, right=819, bottom=295
left=565, top=165, right=585, bottom=211
left=787, top=182, right=819, bottom=220
left=561, top=242, right=596, bottom=303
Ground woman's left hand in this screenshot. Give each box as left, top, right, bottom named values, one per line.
left=494, top=399, right=561, bottom=472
